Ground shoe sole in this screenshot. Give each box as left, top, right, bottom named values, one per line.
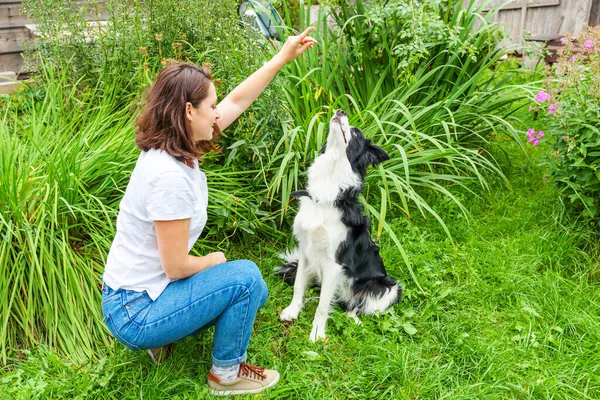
left=208, top=372, right=280, bottom=396
left=146, top=349, right=158, bottom=364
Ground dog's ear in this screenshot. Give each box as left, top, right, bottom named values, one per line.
left=362, top=215, right=371, bottom=230
left=361, top=142, right=390, bottom=168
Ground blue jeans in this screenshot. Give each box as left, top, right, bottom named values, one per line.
left=101, top=260, right=268, bottom=367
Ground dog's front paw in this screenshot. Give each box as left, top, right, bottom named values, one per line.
left=309, top=323, right=327, bottom=342
left=280, top=305, right=300, bottom=322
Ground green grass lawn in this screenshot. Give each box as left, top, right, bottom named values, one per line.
left=1, top=141, right=599, bottom=399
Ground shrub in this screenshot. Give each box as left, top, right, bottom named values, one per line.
left=1, top=0, right=284, bottom=362
left=526, top=25, right=600, bottom=219
left=261, top=0, right=530, bottom=292
left=269, top=0, right=527, bottom=236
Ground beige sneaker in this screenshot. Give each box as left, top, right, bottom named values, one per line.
left=207, top=362, right=280, bottom=396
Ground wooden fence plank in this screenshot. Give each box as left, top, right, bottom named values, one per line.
left=483, top=0, right=560, bottom=11
left=589, top=0, right=600, bottom=25
left=0, top=3, right=26, bottom=29
left=0, top=26, right=31, bottom=53
left=475, top=0, right=593, bottom=46
left=0, top=52, right=23, bottom=73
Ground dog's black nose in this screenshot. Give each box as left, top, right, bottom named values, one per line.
left=336, top=110, right=346, bottom=117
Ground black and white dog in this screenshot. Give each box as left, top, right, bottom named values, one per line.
left=276, top=110, right=403, bottom=342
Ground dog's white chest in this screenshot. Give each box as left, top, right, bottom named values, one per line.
left=293, top=200, right=348, bottom=260
left=306, top=151, right=361, bottom=204
left=293, top=149, right=360, bottom=260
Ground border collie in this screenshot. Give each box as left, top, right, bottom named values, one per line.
left=276, top=110, right=403, bottom=342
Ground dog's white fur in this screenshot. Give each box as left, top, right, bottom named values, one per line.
left=279, top=113, right=400, bottom=342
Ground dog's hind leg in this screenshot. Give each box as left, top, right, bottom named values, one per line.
left=280, top=252, right=309, bottom=322
left=309, top=261, right=342, bottom=342
left=346, top=309, right=362, bottom=325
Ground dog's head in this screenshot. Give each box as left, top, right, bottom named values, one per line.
left=326, top=110, right=390, bottom=177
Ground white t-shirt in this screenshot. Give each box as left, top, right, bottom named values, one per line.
left=103, top=148, right=208, bottom=300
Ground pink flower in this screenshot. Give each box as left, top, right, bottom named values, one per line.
left=560, top=37, right=566, bottom=44
left=526, top=129, right=544, bottom=146
left=584, top=40, right=594, bottom=49
left=535, top=90, right=551, bottom=102
left=529, top=105, right=533, bottom=111
left=548, top=103, right=558, bottom=115
left=568, top=57, right=576, bottom=62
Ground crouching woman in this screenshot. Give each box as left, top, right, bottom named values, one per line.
left=101, top=28, right=315, bottom=396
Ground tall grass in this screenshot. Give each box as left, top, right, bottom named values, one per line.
left=0, top=59, right=281, bottom=362
left=0, top=63, right=137, bottom=362
left=265, top=0, right=533, bottom=289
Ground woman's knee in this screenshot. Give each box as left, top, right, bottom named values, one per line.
left=227, top=260, right=268, bottom=303
left=228, top=259, right=261, bottom=285
left=258, top=277, right=268, bottom=307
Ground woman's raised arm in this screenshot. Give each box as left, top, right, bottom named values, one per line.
left=216, top=27, right=316, bottom=131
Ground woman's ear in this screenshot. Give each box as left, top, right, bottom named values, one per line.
left=185, top=102, right=193, bottom=122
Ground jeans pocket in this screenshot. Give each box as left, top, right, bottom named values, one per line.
left=102, top=292, right=121, bottom=305
left=122, top=289, right=152, bottom=324
left=104, top=314, right=140, bottom=351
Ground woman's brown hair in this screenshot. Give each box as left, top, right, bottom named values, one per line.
left=135, top=62, right=222, bottom=165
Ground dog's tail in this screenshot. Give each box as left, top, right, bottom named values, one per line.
left=275, top=248, right=299, bottom=286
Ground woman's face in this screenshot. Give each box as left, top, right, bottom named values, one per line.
left=187, top=82, right=220, bottom=142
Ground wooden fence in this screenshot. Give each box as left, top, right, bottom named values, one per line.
left=475, top=0, right=599, bottom=46
left=0, top=0, right=107, bottom=77
left=2, top=1, right=600, bottom=76
left=0, top=1, right=30, bottom=75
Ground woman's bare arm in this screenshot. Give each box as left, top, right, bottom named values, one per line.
left=216, top=27, right=316, bottom=131
left=154, top=219, right=226, bottom=280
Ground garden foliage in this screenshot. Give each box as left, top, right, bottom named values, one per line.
left=0, top=0, right=530, bottom=360
left=269, top=0, right=526, bottom=240
left=527, top=25, right=600, bottom=219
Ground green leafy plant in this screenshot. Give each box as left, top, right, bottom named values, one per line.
left=2, top=0, right=285, bottom=361
left=526, top=25, right=600, bottom=219
left=267, top=0, right=529, bottom=290
left=0, top=63, right=136, bottom=363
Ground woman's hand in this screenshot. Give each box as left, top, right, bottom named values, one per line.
left=205, top=251, right=227, bottom=267
left=273, top=27, right=317, bottom=66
